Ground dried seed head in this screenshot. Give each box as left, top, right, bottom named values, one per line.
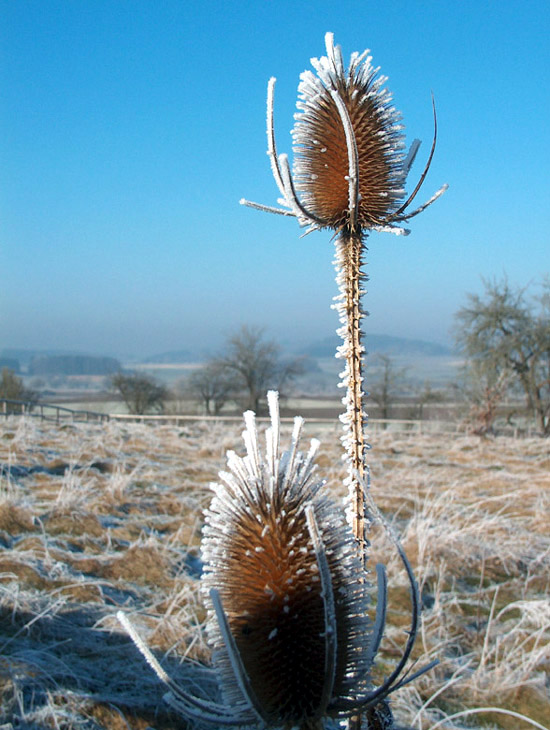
left=292, top=33, right=405, bottom=230
left=201, top=393, right=371, bottom=727
left=241, top=31, right=447, bottom=235
left=118, top=393, right=433, bottom=726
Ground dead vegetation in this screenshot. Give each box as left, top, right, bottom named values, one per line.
left=0, top=415, right=548, bottom=728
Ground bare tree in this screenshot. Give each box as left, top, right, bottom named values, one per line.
left=0, top=368, right=38, bottom=404
left=187, top=362, right=233, bottom=415
left=412, top=380, right=444, bottom=421
left=111, top=372, right=167, bottom=415
left=215, top=326, right=303, bottom=413
left=460, top=367, right=510, bottom=436
left=454, top=277, right=550, bottom=434
left=369, top=354, right=407, bottom=423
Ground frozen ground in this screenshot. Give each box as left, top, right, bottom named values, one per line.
left=0, top=415, right=549, bottom=729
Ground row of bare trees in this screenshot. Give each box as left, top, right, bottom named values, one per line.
left=110, top=326, right=304, bottom=416
left=109, top=277, right=549, bottom=434
left=8, top=276, right=543, bottom=431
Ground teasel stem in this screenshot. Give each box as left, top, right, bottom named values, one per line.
left=335, top=224, right=369, bottom=730
left=334, top=227, right=368, bottom=730
left=333, top=226, right=370, bottom=569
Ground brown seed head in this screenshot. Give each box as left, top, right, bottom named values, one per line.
left=241, top=32, right=447, bottom=236
left=201, top=396, right=371, bottom=727
left=292, top=34, right=406, bottom=231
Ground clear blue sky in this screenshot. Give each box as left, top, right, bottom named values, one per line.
left=1, top=0, right=549, bottom=358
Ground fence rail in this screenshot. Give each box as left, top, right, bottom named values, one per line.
left=0, top=399, right=110, bottom=423
left=109, top=412, right=459, bottom=433
left=0, top=399, right=538, bottom=437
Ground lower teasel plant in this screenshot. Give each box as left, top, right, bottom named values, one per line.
left=118, top=392, right=436, bottom=729
left=118, top=32, right=446, bottom=729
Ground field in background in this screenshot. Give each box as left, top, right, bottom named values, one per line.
left=0, top=416, right=549, bottom=728
left=19, top=351, right=464, bottom=406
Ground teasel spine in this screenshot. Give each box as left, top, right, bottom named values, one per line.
left=290, top=33, right=410, bottom=564
left=242, top=33, right=439, bottom=566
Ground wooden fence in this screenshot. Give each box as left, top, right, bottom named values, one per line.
left=0, top=399, right=110, bottom=423
left=1, top=399, right=538, bottom=437
left=109, top=412, right=463, bottom=434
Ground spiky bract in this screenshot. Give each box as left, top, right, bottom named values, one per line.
left=202, top=392, right=371, bottom=727
left=293, top=39, right=405, bottom=230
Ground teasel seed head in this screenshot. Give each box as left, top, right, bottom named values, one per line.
left=241, top=31, right=447, bottom=236
left=201, top=391, right=372, bottom=727
left=117, top=393, right=437, bottom=727
left=292, top=35, right=406, bottom=231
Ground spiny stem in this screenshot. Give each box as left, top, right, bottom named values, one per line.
left=335, top=231, right=370, bottom=730
left=335, top=228, right=369, bottom=568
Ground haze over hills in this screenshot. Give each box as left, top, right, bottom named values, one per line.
left=3, top=334, right=451, bottom=370
left=140, top=350, right=194, bottom=364
left=0, top=349, right=94, bottom=369
left=1, top=334, right=462, bottom=400
left=302, top=334, right=452, bottom=359
left=133, top=335, right=459, bottom=391
left=139, top=334, right=452, bottom=363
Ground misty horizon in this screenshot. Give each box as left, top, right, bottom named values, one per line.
left=1, top=329, right=455, bottom=368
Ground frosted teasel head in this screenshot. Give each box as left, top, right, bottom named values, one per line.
left=199, top=391, right=373, bottom=727
left=241, top=32, right=447, bottom=235
left=118, top=392, right=436, bottom=729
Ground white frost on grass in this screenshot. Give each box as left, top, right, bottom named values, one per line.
left=0, top=416, right=548, bottom=727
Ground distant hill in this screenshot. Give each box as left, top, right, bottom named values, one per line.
left=1, top=349, right=35, bottom=366
left=1, top=349, right=99, bottom=369
left=29, top=355, right=121, bottom=376
left=0, top=358, right=21, bottom=373
left=303, top=334, right=451, bottom=358
left=141, top=350, right=194, bottom=364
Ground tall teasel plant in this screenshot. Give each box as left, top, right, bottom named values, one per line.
left=241, top=32, right=447, bottom=563
left=118, top=32, right=445, bottom=730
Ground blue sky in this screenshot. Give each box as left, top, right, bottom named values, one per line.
left=1, top=0, right=549, bottom=358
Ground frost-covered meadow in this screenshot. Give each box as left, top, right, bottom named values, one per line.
left=0, top=415, right=549, bottom=729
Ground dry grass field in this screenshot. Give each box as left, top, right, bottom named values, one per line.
left=0, top=415, right=549, bottom=729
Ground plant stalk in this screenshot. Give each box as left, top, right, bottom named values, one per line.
left=335, top=228, right=369, bottom=730
left=334, top=228, right=369, bottom=567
